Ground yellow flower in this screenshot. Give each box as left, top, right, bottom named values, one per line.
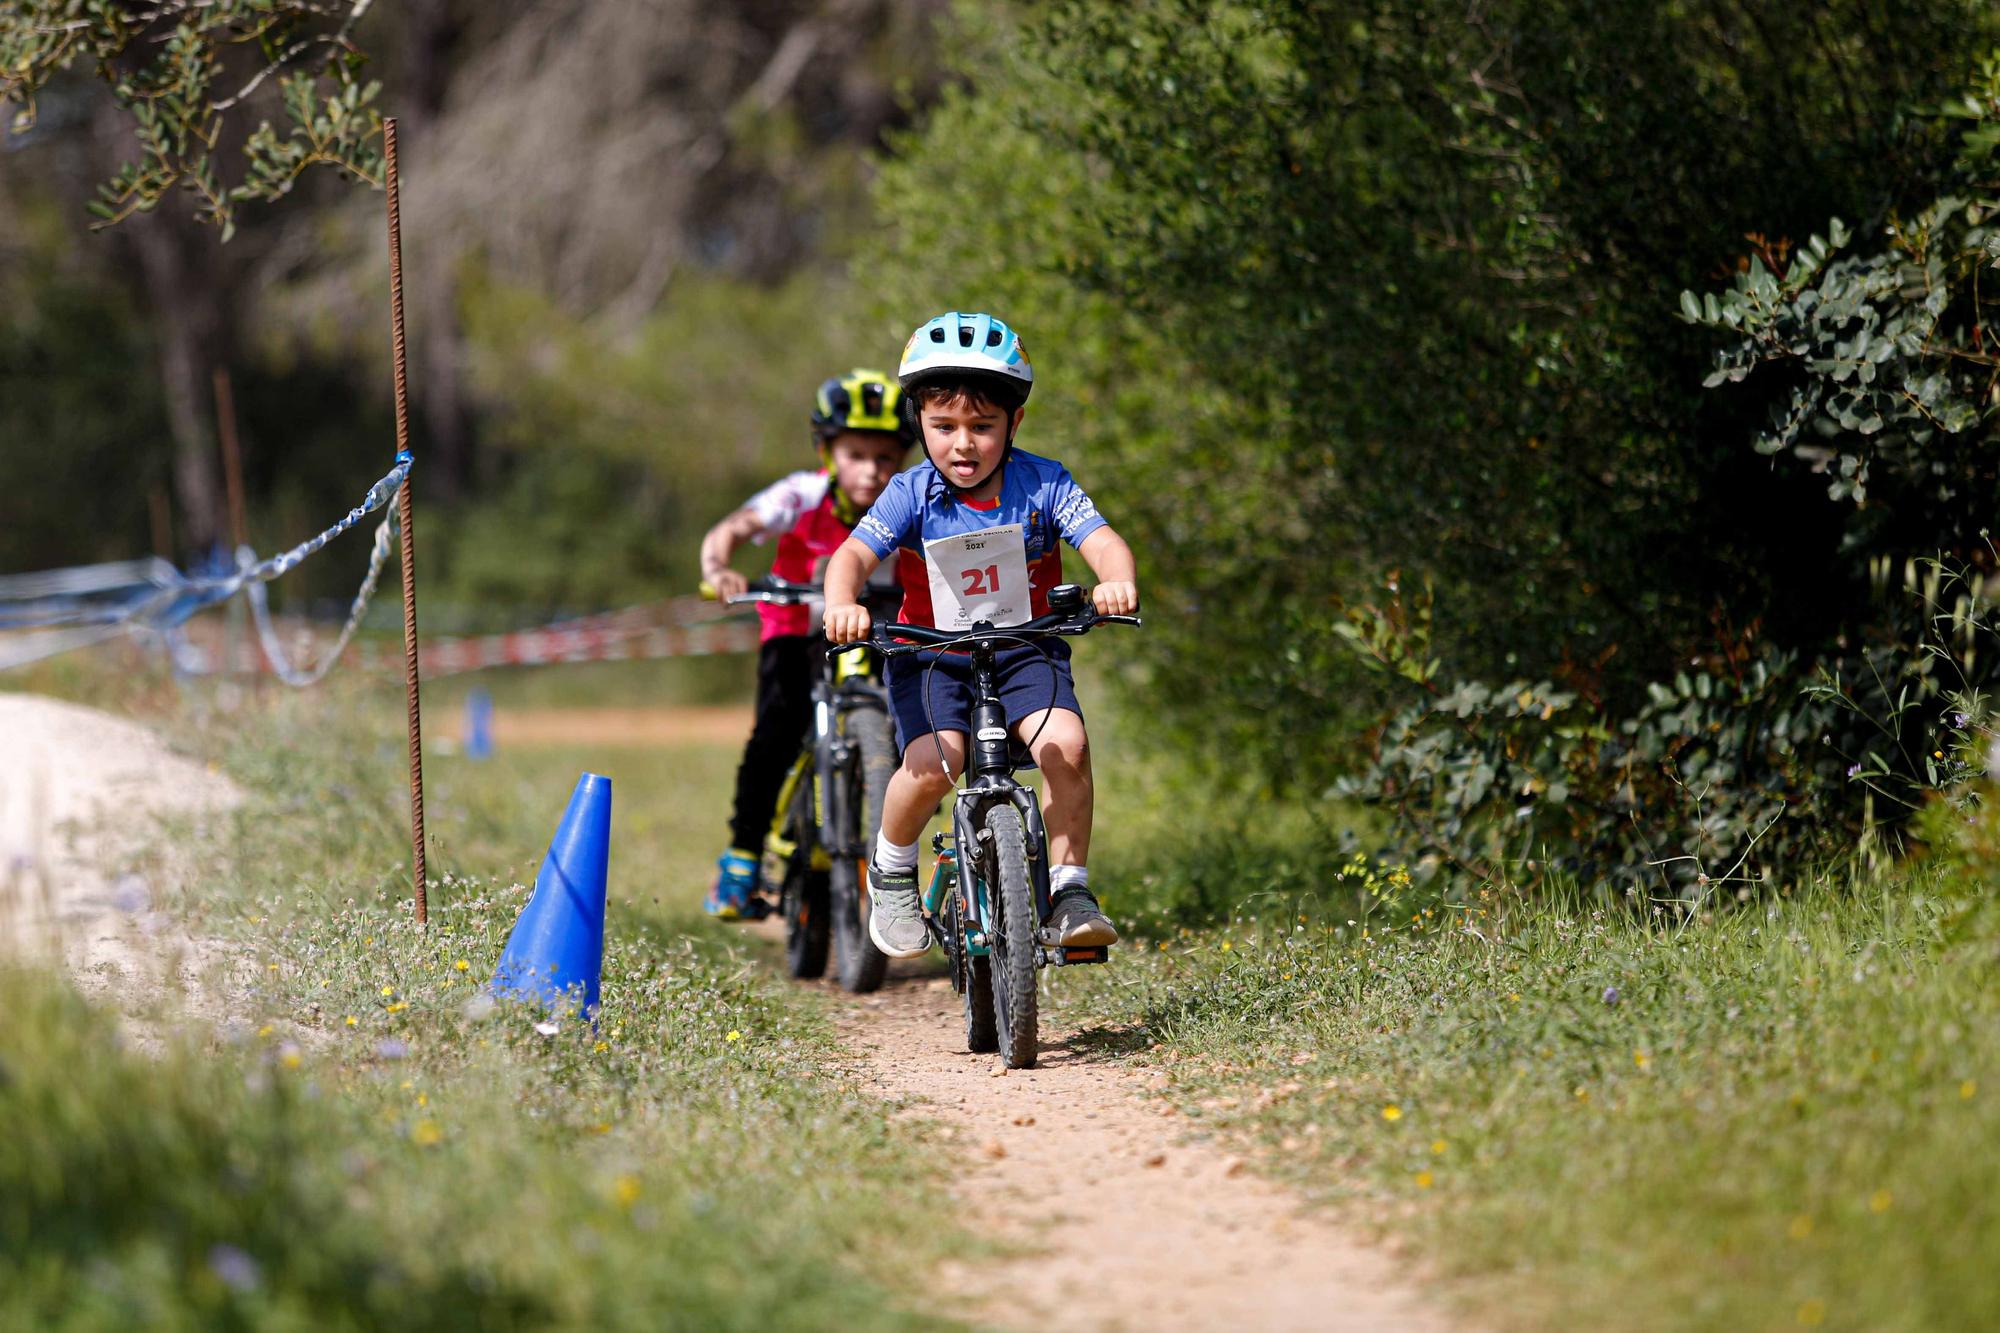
left=278, top=1048, right=302, bottom=1070
left=455, top=959, right=470, bottom=972
left=1573, top=1086, right=1590, bottom=1102
left=266, top=963, right=279, bottom=973
left=1220, top=940, right=1232, bottom=952
left=612, top=1174, right=642, bottom=1208
left=1788, top=1214, right=1814, bottom=1240
left=410, top=1119, right=443, bottom=1146
left=380, top=986, right=394, bottom=997
left=1869, top=1189, right=1892, bottom=1214
left=1633, top=1050, right=1650, bottom=1070
left=593, top=1040, right=610, bottom=1053
left=416, top=1092, right=428, bottom=1108
left=1414, top=1170, right=1434, bottom=1189
left=1430, top=1139, right=1448, bottom=1155
left=1381, top=1105, right=1402, bottom=1122
left=386, top=1002, right=409, bottom=1014
left=256, top=1024, right=274, bottom=1039
left=1797, top=1299, right=1826, bottom=1326
left=345, top=1016, right=358, bottom=1028
left=1961, top=1079, right=1978, bottom=1100
left=726, top=1030, right=742, bottom=1043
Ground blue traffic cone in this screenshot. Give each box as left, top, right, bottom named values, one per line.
left=492, top=772, right=612, bottom=1016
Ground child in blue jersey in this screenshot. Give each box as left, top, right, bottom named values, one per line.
left=823, top=313, right=1139, bottom=959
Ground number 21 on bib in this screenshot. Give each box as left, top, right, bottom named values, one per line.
left=924, top=524, right=1031, bottom=628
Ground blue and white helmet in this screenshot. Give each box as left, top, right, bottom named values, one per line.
left=897, top=311, right=1033, bottom=403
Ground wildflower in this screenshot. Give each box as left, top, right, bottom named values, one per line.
left=1869, top=1189, right=1892, bottom=1214
left=410, top=1119, right=443, bottom=1146
left=1962, top=1079, right=1978, bottom=1100
left=1797, top=1299, right=1826, bottom=1326
left=207, top=1243, right=261, bottom=1293
left=1633, top=1050, right=1650, bottom=1070
left=1846, top=763, right=1861, bottom=778
left=277, top=1043, right=302, bottom=1070
left=726, top=1030, right=743, bottom=1043
left=1573, top=1085, right=1590, bottom=1102
left=385, top=1002, right=409, bottom=1014
left=612, top=1174, right=642, bottom=1208
left=256, top=1024, right=274, bottom=1039
left=1220, top=940, right=1232, bottom=952
left=1414, top=1170, right=1434, bottom=1189
left=345, top=1016, right=358, bottom=1028
left=594, top=1040, right=610, bottom=1053
left=1954, top=712, right=1970, bottom=728
left=455, top=959, right=470, bottom=972
left=417, top=1092, right=428, bottom=1108
left=1601, top=986, right=1620, bottom=1006
left=1430, top=1139, right=1448, bottom=1155
left=380, top=986, right=394, bottom=997
left=1381, top=1105, right=1402, bottom=1122
left=1788, top=1214, right=1813, bottom=1240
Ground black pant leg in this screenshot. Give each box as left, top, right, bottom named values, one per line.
left=727, top=636, right=816, bottom=852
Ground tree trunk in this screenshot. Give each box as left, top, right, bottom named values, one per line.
left=125, top=208, right=230, bottom=560
left=406, top=0, right=473, bottom=502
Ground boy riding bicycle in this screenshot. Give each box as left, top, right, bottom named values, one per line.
left=701, top=370, right=916, bottom=919
left=823, top=312, right=1139, bottom=958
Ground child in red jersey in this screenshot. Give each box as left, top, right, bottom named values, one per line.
left=699, top=370, right=915, bottom=918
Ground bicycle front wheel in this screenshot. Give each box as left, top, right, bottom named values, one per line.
left=983, top=802, right=1038, bottom=1069
left=833, top=706, right=894, bottom=993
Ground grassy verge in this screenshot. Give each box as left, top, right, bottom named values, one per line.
left=1074, top=798, right=2000, bottom=1331
left=2, top=672, right=964, bottom=1328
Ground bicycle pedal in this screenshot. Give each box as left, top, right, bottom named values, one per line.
left=1039, top=944, right=1110, bottom=967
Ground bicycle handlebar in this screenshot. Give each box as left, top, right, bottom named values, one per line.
left=826, top=595, right=1141, bottom=660
left=700, top=575, right=900, bottom=609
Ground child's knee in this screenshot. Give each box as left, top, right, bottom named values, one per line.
left=1030, top=716, right=1090, bottom=779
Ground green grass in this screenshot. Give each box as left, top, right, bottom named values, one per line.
left=2, top=672, right=966, bottom=1328
left=1062, top=827, right=2000, bottom=1331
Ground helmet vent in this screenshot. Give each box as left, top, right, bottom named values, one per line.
left=930, top=326, right=946, bottom=343
left=957, top=324, right=975, bottom=346
left=861, top=383, right=884, bottom=413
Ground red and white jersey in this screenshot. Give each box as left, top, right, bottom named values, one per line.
left=744, top=470, right=853, bottom=641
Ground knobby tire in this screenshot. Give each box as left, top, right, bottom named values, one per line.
left=835, top=706, right=895, bottom=993
left=984, top=803, right=1038, bottom=1069
left=782, top=773, right=829, bottom=979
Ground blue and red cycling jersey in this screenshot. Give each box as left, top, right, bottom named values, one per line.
left=853, top=449, right=1107, bottom=628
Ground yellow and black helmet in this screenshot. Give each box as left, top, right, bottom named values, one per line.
left=811, top=368, right=914, bottom=447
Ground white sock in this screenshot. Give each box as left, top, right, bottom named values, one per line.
left=1049, top=864, right=1089, bottom=895
left=873, top=833, right=919, bottom=875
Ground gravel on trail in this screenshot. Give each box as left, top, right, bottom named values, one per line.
left=0, top=692, right=243, bottom=1013
left=822, top=956, right=1461, bottom=1332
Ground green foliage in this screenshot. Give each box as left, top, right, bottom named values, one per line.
left=1061, top=862, right=2000, bottom=1331
left=866, top=0, right=2000, bottom=819
left=1, top=0, right=383, bottom=236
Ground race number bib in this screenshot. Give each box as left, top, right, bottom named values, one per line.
left=924, top=523, right=1030, bottom=629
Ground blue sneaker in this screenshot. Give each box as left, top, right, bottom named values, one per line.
left=704, top=848, right=767, bottom=920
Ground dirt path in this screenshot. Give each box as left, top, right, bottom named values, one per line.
left=830, top=962, right=1457, bottom=1332
left=0, top=693, right=243, bottom=1018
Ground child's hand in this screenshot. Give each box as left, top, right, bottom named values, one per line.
left=824, top=602, right=872, bottom=644
left=1092, top=581, right=1139, bottom=616
left=703, top=568, right=749, bottom=601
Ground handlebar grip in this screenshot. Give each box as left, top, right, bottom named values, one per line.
left=698, top=580, right=718, bottom=601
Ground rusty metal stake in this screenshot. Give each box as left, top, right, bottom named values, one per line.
left=385, top=117, right=429, bottom=926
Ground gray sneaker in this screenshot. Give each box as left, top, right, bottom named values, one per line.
left=1044, top=887, right=1118, bottom=947
left=867, top=865, right=930, bottom=958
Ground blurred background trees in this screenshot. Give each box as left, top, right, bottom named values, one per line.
left=6, top=0, right=2000, bottom=887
